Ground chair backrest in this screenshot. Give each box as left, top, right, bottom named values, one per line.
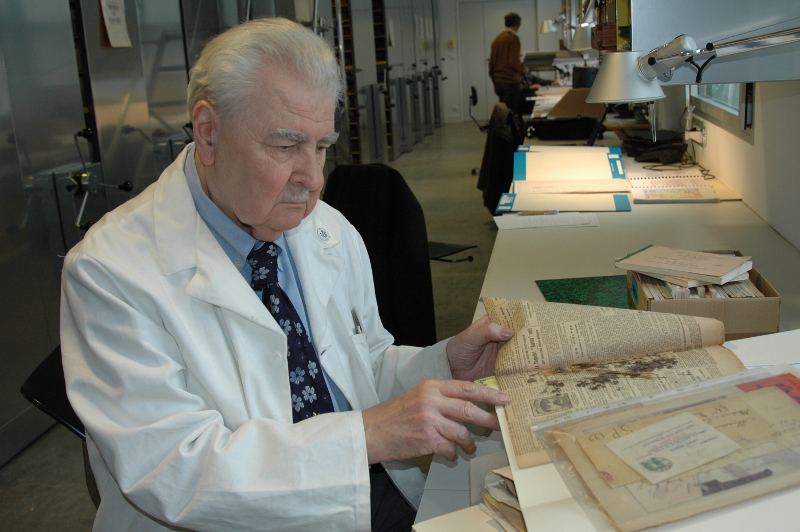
left=21, top=345, right=101, bottom=508
left=478, top=103, right=524, bottom=214
left=468, top=86, right=487, bottom=132
left=20, top=345, right=85, bottom=440
left=323, top=164, right=437, bottom=347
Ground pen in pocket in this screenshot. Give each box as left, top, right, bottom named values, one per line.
left=351, top=308, right=364, bottom=334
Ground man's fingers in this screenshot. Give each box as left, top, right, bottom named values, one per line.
left=433, top=379, right=509, bottom=406
left=467, top=316, right=514, bottom=344
left=364, top=380, right=507, bottom=464
left=431, top=417, right=477, bottom=459
left=436, top=396, right=501, bottom=431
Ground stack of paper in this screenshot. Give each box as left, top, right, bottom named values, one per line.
left=633, top=271, right=765, bottom=301
left=480, top=467, right=525, bottom=531
left=615, top=245, right=752, bottom=285
left=496, top=146, right=632, bottom=214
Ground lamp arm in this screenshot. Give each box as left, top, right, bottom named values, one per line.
left=641, top=26, right=800, bottom=83
left=713, top=26, right=800, bottom=56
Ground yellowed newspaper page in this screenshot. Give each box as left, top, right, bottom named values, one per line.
left=500, top=346, right=744, bottom=468
left=482, top=297, right=725, bottom=373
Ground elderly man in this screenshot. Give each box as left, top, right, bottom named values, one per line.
left=61, top=17, right=512, bottom=532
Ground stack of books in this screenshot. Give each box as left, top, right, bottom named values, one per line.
left=615, top=245, right=762, bottom=300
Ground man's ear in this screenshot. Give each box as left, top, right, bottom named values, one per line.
left=193, top=101, right=218, bottom=166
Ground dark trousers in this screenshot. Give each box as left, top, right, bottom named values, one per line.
left=494, top=82, right=522, bottom=115
left=370, top=464, right=416, bottom=532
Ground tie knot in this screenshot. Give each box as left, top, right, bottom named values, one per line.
left=247, top=242, right=280, bottom=289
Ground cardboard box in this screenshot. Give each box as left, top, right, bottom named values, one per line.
left=627, top=268, right=781, bottom=341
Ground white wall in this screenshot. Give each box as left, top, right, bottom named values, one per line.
left=437, top=0, right=461, bottom=122
left=694, top=80, right=800, bottom=251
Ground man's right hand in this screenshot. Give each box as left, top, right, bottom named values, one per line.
left=361, top=380, right=509, bottom=464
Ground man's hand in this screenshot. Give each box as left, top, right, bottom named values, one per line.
left=446, top=316, right=514, bottom=382
left=529, top=83, right=542, bottom=90
left=362, top=379, right=509, bottom=463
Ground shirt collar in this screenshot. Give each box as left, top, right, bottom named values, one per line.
left=184, top=144, right=257, bottom=265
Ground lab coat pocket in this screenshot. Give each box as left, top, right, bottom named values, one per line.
left=350, top=332, right=373, bottom=378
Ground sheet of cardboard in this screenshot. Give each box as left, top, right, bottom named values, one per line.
left=547, top=88, right=607, bottom=120
left=497, top=192, right=631, bottom=213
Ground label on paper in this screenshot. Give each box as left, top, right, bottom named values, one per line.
left=605, top=411, right=741, bottom=485
left=100, top=0, right=132, bottom=48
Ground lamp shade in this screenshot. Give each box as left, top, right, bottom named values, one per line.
left=586, top=51, right=666, bottom=103
left=540, top=19, right=558, bottom=33
left=570, top=23, right=594, bottom=52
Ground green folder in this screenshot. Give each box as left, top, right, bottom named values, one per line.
left=535, top=275, right=629, bottom=309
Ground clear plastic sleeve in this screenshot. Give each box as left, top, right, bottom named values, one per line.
left=533, top=366, right=800, bottom=532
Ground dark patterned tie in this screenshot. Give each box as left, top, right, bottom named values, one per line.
left=247, top=242, right=334, bottom=422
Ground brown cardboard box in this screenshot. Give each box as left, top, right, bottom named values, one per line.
left=627, top=268, right=781, bottom=341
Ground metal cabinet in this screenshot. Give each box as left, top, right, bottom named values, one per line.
left=0, top=0, right=91, bottom=466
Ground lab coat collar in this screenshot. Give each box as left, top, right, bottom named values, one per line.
left=153, top=147, right=344, bottom=336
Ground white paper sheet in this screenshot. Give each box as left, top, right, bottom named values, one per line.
left=493, top=212, right=599, bottom=230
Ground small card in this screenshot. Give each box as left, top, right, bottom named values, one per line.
left=605, top=411, right=741, bottom=485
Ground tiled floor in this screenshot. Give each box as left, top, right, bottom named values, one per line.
left=0, top=121, right=495, bottom=530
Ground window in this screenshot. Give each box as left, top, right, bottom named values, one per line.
left=689, top=83, right=754, bottom=143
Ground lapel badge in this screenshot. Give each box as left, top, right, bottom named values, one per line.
left=316, top=227, right=330, bottom=241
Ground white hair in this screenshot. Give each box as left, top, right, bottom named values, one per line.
left=187, top=17, right=343, bottom=123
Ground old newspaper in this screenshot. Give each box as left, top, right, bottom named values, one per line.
left=482, top=297, right=745, bottom=468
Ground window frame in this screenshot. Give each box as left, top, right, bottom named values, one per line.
left=689, top=82, right=754, bottom=144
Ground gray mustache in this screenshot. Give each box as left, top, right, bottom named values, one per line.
left=281, top=186, right=310, bottom=203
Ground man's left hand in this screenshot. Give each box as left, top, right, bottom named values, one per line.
left=446, top=316, right=514, bottom=382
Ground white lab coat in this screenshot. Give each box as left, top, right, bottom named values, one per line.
left=60, top=146, right=453, bottom=531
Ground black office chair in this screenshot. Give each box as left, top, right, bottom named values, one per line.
left=468, top=86, right=488, bottom=133
left=477, top=103, right=525, bottom=215
left=20, top=346, right=101, bottom=508
left=324, top=164, right=476, bottom=346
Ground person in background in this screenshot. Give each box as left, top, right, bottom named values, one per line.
left=489, top=12, right=527, bottom=114
left=60, top=17, right=513, bottom=532
left=520, top=50, right=561, bottom=91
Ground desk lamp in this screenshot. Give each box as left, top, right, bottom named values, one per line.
left=540, top=14, right=565, bottom=34
left=570, top=22, right=595, bottom=53
left=540, top=19, right=559, bottom=34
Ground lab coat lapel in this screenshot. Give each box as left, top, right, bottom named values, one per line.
left=153, top=149, right=280, bottom=333
left=285, top=212, right=344, bottom=350
left=152, top=150, right=292, bottom=421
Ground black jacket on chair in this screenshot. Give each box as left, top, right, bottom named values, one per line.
left=477, top=103, right=524, bottom=215
left=323, top=164, right=437, bottom=347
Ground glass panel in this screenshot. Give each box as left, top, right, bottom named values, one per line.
left=693, top=83, right=740, bottom=115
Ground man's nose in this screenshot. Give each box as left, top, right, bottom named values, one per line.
left=293, top=146, right=323, bottom=189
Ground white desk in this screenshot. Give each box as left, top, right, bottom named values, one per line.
left=475, top=201, right=800, bottom=332
left=416, top=194, right=800, bottom=530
